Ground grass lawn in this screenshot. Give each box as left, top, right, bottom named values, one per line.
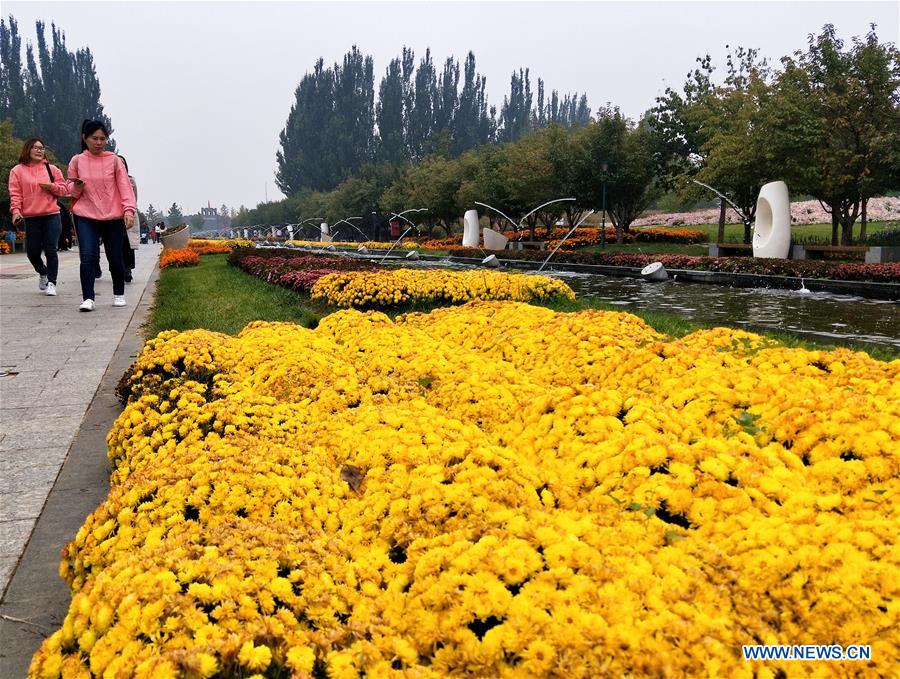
left=146, top=254, right=321, bottom=337
left=146, top=252, right=897, bottom=360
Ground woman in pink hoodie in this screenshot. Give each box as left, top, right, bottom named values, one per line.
left=68, top=120, right=137, bottom=312
left=8, top=138, right=70, bottom=296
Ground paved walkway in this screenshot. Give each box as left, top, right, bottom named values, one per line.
left=0, top=243, right=160, bottom=675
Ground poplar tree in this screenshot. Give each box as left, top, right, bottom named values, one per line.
left=0, top=17, right=30, bottom=135
left=376, top=56, right=407, bottom=165
left=276, top=58, right=337, bottom=194
left=0, top=16, right=111, bottom=160
left=407, top=48, right=436, bottom=160
left=499, top=68, right=533, bottom=142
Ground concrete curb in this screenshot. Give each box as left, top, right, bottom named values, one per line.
left=0, top=265, right=159, bottom=678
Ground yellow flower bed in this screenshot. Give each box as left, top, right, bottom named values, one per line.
left=286, top=239, right=417, bottom=250
left=311, top=268, right=575, bottom=308
left=30, top=302, right=899, bottom=678
left=188, top=239, right=251, bottom=254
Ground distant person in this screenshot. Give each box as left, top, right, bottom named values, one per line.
left=8, top=137, right=69, bottom=296
left=117, top=156, right=140, bottom=283
left=68, top=120, right=137, bottom=312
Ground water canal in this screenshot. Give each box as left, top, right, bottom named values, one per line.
left=546, top=270, right=900, bottom=351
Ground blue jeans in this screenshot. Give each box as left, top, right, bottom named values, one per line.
left=24, top=214, right=62, bottom=283
left=75, top=216, right=125, bottom=299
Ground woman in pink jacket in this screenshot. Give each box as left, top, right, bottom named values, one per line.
left=8, top=138, right=70, bottom=296
left=68, top=120, right=137, bottom=312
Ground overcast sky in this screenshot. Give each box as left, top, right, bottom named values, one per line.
left=6, top=1, right=898, bottom=215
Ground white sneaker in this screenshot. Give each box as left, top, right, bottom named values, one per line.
left=39, top=275, right=48, bottom=290
left=112, top=295, right=126, bottom=307
left=79, top=299, right=95, bottom=312
left=45, top=282, right=57, bottom=296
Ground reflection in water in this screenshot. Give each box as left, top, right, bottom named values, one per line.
left=545, top=271, right=899, bottom=350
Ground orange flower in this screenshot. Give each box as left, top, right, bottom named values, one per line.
left=160, top=247, right=200, bottom=269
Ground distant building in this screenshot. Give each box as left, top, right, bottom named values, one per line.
left=200, top=207, right=221, bottom=230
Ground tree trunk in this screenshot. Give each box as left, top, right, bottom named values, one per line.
left=841, top=198, right=861, bottom=245
left=743, top=220, right=751, bottom=244
left=841, top=218, right=853, bottom=245
left=717, top=198, right=726, bottom=243
left=831, top=209, right=839, bottom=246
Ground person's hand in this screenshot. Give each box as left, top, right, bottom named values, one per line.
left=124, top=213, right=135, bottom=229
left=72, top=178, right=84, bottom=188
left=12, top=211, right=23, bottom=224
left=38, top=182, right=53, bottom=191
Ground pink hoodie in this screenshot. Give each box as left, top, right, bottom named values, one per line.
left=8, top=162, right=69, bottom=217
left=68, top=151, right=136, bottom=221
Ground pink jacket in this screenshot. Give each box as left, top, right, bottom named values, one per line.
left=8, top=162, right=69, bottom=217
left=68, top=151, right=136, bottom=221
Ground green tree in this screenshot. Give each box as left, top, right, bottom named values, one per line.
left=648, top=54, right=716, bottom=190
left=145, top=203, right=161, bottom=226
left=376, top=55, right=408, bottom=165
left=766, top=25, right=900, bottom=244
left=326, top=163, right=399, bottom=228
left=434, top=56, right=459, bottom=145
left=0, top=17, right=30, bottom=135
left=455, top=145, right=513, bottom=231
left=499, top=68, right=533, bottom=143
left=452, top=52, right=492, bottom=155
left=166, top=203, right=183, bottom=226
left=392, top=154, right=466, bottom=233
left=277, top=58, right=337, bottom=194
left=407, top=48, right=436, bottom=160
left=686, top=47, right=774, bottom=242
left=1, top=17, right=112, bottom=161
left=278, top=47, right=376, bottom=194
left=500, top=129, right=558, bottom=238
left=28, top=20, right=112, bottom=160
left=580, top=109, right=658, bottom=241
left=0, top=119, right=20, bottom=227
left=331, top=46, right=375, bottom=180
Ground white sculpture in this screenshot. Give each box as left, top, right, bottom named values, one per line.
left=320, top=222, right=333, bottom=243
left=357, top=245, right=369, bottom=254
left=463, top=209, right=480, bottom=247
left=640, top=261, right=668, bottom=281
left=405, top=250, right=420, bottom=260
left=482, top=254, right=500, bottom=267
left=752, top=181, right=791, bottom=259
left=483, top=227, right=509, bottom=251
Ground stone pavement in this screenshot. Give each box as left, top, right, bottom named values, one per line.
left=0, top=243, right=160, bottom=675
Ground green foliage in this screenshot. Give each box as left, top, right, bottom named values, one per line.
left=648, top=27, right=899, bottom=246
left=145, top=203, right=161, bottom=226
left=1, top=16, right=113, bottom=162
left=765, top=25, right=900, bottom=244
left=277, top=46, right=588, bottom=196
left=0, top=119, right=19, bottom=203
left=166, top=203, right=184, bottom=226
